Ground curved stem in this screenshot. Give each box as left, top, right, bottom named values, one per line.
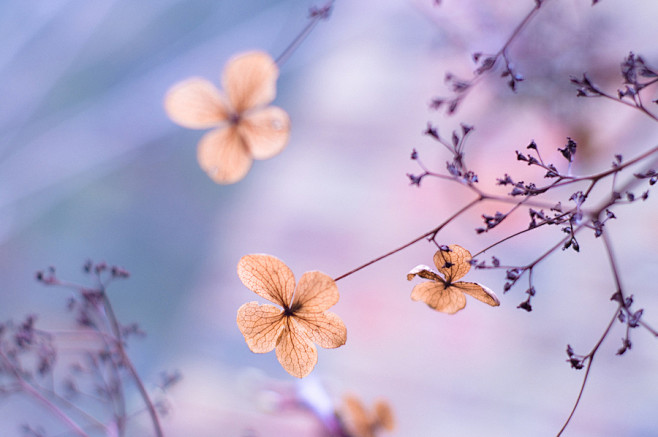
left=100, top=292, right=163, bottom=437
left=0, top=350, right=89, bottom=437
left=334, top=196, right=482, bottom=281
left=597, top=90, right=658, bottom=123
left=275, top=0, right=334, bottom=66
left=556, top=306, right=620, bottom=436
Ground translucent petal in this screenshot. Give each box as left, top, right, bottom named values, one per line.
left=406, top=264, right=442, bottom=282
left=236, top=302, right=285, bottom=353
left=292, top=271, right=339, bottom=312
left=294, top=310, right=347, bottom=349
left=164, top=78, right=229, bottom=128
left=239, top=106, right=291, bottom=160
left=222, top=51, right=278, bottom=113
left=433, top=245, right=472, bottom=282
left=374, top=399, right=395, bottom=431
left=342, top=395, right=373, bottom=437
left=237, top=254, right=295, bottom=307
left=275, top=318, right=318, bottom=378
left=454, top=281, right=500, bottom=307
left=197, top=127, right=252, bottom=184
left=410, top=282, right=467, bottom=314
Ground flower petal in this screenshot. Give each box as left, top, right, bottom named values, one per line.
left=197, top=127, right=252, bottom=184
left=342, top=396, right=372, bottom=437
left=239, top=106, right=291, bottom=160
left=164, top=78, right=229, bottom=128
left=237, top=254, right=295, bottom=307
left=453, top=281, right=500, bottom=307
left=373, top=399, right=395, bottom=431
left=292, top=271, right=339, bottom=312
left=275, top=318, right=318, bottom=378
left=406, top=264, right=442, bottom=282
left=236, top=302, right=285, bottom=353
left=410, top=282, right=466, bottom=314
left=433, top=245, right=472, bottom=282
left=294, top=310, right=347, bottom=349
left=222, top=51, right=278, bottom=113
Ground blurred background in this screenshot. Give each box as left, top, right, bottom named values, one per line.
left=1, top=0, right=657, bottom=435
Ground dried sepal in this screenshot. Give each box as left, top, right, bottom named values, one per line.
left=410, top=281, right=467, bottom=314
left=292, top=271, right=339, bottom=312
left=238, top=106, right=291, bottom=160
left=222, top=51, right=278, bottom=113
left=406, top=265, right=442, bottom=282
left=452, top=281, right=500, bottom=307
left=275, top=319, right=318, bottom=379
left=237, top=254, right=295, bottom=307
left=197, top=127, right=252, bottom=184
left=236, top=302, right=285, bottom=353
left=373, top=400, right=395, bottom=431
left=164, top=78, right=229, bottom=129
left=433, top=244, right=471, bottom=281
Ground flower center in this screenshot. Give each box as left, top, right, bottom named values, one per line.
left=228, top=112, right=241, bottom=125
left=283, top=306, right=295, bottom=317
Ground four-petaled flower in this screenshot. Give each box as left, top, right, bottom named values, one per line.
left=407, top=244, right=500, bottom=314
left=236, top=254, right=347, bottom=378
left=165, top=51, right=290, bottom=184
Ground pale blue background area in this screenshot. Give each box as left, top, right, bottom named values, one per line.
left=1, top=0, right=657, bottom=436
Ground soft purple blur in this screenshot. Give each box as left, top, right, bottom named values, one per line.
left=1, top=0, right=657, bottom=436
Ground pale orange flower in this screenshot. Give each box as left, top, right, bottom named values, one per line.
left=236, top=254, right=347, bottom=378
left=164, top=51, right=290, bottom=184
left=341, top=395, right=395, bottom=437
left=407, top=244, right=500, bottom=314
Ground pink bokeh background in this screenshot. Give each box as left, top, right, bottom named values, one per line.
left=1, top=0, right=657, bottom=436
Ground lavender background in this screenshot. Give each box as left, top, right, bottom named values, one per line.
left=1, top=0, right=657, bottom=436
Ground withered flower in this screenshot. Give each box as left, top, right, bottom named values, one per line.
left=165, top=51, right=290, bottom=184
left=236, top=254, right=347, bottom=378
left=341, top=395, right=395, bottom=437
left=407, top=245, right=500, bottom=314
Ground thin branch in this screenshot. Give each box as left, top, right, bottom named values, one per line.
left=556, top=305, right=620, bottom=436
left=275, top=0, right=334, bottom=66
left=99, top=291, right=163, bottom=437
left=333, top=196, right=482, bottom=281
left=0, top=350, right=89, bottom=437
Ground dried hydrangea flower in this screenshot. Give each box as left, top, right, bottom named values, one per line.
left=164, top=51, right=290, bottom=184
left=407, top=244, right=500, bottom=314
left=341, top=395, right=395, bottom=437
left=236, top=254, right=347, bottom=378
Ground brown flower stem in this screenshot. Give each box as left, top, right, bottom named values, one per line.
left=556, top=305, right=620, bottom=437
left=275, top=0, right=335, bottom=67
left=497, top=145, right=658, bottom=196
left=86, top=285, right=127, bottom=434
left=557, top=224, right=658, bottom=435
left=0, top=350, right=89, bottom=437
left=33, top=382, right=108, bottom=431
left=99, top=290, right=164, bottom=437
left=524, top=225, right=583, bottom=271
left=334, top=197, right=481, bottom=282
left=638, top=320, right=658, bottom=337
left=437, top=0, right=548, bottom=110
left=472, top=209, right=573, bottom=258
left=467, top=184, right=561, bottom=210
left=40, top=274, right=162, bottom=435
left=498, top=0, right=547, bottom=56
left=596, top=90, right=658, bottom=123
left=601, top=230, right=623, bottom=299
